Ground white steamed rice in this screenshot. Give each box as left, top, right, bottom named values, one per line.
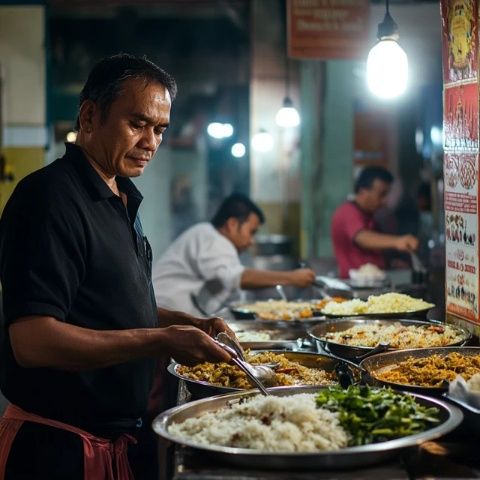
left=168, top=393, right=349, bottom=452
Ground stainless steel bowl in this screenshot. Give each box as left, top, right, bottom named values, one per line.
left=308, top=318, right=471, bottom=362
left=360, top=346, right=480, bottom=395
left=152, top=386, right=463, bottom=470
left=167, top=350, right=362, bottom=399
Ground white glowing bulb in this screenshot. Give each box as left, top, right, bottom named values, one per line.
left=366, top=39, right=408, bottom=99
left=251, top=131, right=274, bottom=152
left=231, top=142, right=246, bottom=158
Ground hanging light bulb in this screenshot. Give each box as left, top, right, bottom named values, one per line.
left=275, top=96, right=300, bottom=127
left=276, top=54, right=301, bottom=128
left=251, top=129, right=274, bottom=152
left=366, top=0, right=408, bottom=99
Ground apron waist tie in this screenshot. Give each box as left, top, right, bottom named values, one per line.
left=0, top=404, right=136, bottom=480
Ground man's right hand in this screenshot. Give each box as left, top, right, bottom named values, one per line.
left=164, top=325, right=232, bottom=366
left=289, top=268, right=316, bottom=287
left=394, top=234, right=419, bottom=252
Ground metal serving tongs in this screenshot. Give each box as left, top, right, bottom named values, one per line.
left=215, top=333, right=276, bottom=396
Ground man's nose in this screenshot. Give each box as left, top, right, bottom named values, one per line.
left=141, top=128, right=160, bottom=150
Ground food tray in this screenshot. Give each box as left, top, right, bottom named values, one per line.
left=167, top=351, right=361, bottom=398
left=229, top=320, right=307, bottom=350
left=153, top=386, right=462, bottom=470
left=308, top=318, right=471, bottom=361
left=360, top=347, right=480, bottom=395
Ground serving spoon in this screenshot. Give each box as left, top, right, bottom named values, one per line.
left=215, top=334, right=277, bottom=395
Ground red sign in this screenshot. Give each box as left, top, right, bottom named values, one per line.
left=287, top=0, right=370, bottom=59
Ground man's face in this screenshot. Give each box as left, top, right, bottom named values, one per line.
left=227, top=213, right=261, bottom=252
left=361, top=178, right=391, bottom=213
left=85, top=77, right=171, bottom=178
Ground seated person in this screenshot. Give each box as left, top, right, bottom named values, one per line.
left=152, top=193, right=315, bottom=315
left=331, top=166, right=419, bottom=278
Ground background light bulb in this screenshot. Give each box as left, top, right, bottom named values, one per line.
left=366, top=39, right=408, bottom=99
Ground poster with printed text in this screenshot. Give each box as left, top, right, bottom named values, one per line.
left=441, top=0, right=478, bottom=84
left=287, top=0, right=370, bottom=59
left=445, top=152, right=479, bottom=322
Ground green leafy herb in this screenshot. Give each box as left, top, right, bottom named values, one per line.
left=315, top=385, right=440, bottom=446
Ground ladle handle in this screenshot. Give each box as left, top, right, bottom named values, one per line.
left=214, top=340, right=270, bottom=396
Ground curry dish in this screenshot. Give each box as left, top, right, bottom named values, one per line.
left=177, top=351, right=336, bottom=389
left=373, top=352, right=480, bottom=387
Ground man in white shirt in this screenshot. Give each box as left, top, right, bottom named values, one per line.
left=152, top=193, right=316, bottom=315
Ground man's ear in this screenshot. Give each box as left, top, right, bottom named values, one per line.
left=225, top=217, right=239, bottom=231
left=78, top=100, right=97, bottom=133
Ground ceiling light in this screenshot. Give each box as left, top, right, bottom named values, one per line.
left=366, top=0, right=408, bottom=99
left=207, top=122, right=234, bottom=139
left=275, top=97, right=300, bottom=128
left=276, top=55, right=300, bottom=128
left=251, top=130, right=274, bottom=152
left=231, top=142, right=246, bottom=158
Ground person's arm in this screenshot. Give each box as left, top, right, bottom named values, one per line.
left=354, top=229, right=419, bottom=252
left=240, top=268, right=316, bottom=289
left=156, top=306, right=236, bottom=338
left=8, top=315, right=231, bottom=371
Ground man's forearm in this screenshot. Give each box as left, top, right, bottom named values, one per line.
left=354, top=229, right=400, bottom=251
left=9, top=316, right=165, bottom=371
left=240, top=268, right=293, bottom=288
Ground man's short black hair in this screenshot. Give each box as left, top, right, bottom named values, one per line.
left=354, top=166, right=394, bottom=193
left=75, top=53, right=177, bottom=129
left=211, top=193, right=265, bottom=228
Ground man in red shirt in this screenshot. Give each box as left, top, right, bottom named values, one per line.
left=331, top=166, right=419, bottom=278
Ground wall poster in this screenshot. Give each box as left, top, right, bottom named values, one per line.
left=442, top=0, right=480, bottom=329
left=444, top=152, right=479, bottom=321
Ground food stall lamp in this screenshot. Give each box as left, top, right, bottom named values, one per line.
left=275, top=96, right=300, bottom=128
left=251, top=130, right=274, bottom=153
left=207, top=122, right=234, bottom=139
left=366, top=0, right=408, bottom=99
left=231, top=142, right=246, bottom=158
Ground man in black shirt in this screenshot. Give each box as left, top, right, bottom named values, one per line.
left=0, top=54, right=232, bottom=479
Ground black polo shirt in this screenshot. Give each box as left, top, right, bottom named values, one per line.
left=0, top=143, right=158, bottom=434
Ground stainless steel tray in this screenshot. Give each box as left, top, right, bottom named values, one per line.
left=308, top=318, right=471, bottom=361
left=167, top=350, right=361, bottom=398
left=229, top=320, right=309, bottom=350
left=229, top=299, right=328, bottom=322
left=152, top=386, right=463, bottom=470
left=360, top=347, right=480, bottom=395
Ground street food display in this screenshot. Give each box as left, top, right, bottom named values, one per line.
left=153, top=385, right=463, bottom=471
left=321, top=292, right=434, bottom=316
left=372, top=352, right=480, bottom=388
left=176, top=351, right=336, bottom=389
left=321, top=322, right=466, bottom=350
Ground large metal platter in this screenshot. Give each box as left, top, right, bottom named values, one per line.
left=308, top=318, right=471, bottom=361
left=167, top=350, right=362, bottom=399
left=229, top=321, right=308, bottom=350
left=321, top=306, right=433, bottom=319
left=229, top=299, right=330, bottom=322
left=360, top=347, right=480, bottom=395
left=152, top=386, right=463, bottom=470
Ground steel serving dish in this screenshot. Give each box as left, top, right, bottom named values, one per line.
left=308, top=318, right=471, bottom=362
left=167, top=350, right=361, bottom=399
left=152, top=385, right=463, bottom=470
left=229, top=320, right=309, bottom=350
left=229, top=299, right=329, bottom=322
left=320, top=306, right=433, bottom=319
left=360, top=347, right=480, bottom=395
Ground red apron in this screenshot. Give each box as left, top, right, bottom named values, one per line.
left=0, top=404, right=136, bottom=480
